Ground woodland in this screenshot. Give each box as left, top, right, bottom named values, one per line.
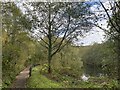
left=1, top=0, right=120, bottom=88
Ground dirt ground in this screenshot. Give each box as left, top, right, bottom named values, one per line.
left=11, top=67, right=30, bottom=88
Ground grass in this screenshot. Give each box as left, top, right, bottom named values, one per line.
left=27, top=65, right=118, bottom=88
left=27, top=66, right=63, bottom=88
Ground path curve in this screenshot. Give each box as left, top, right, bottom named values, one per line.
left=11, top=66, right=30, bottom=88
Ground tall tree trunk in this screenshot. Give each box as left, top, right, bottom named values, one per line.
left=48, top=3, right=52, bottom=74
left=48, top=41, right=52, bottom=73
left=118, top=58, right=120, bottom=88
left=117, top=41, right=120, bottom=87
left=48, top=54, right=52, bottom=73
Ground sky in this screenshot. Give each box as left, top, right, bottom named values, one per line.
left=15, top=0, right=112, bottom=46
left=74, top=0, right=112, bottom=46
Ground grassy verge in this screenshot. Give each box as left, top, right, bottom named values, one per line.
left=27, top=65, right=118, bottom=88
left=27, top=65, right=63, bottom=88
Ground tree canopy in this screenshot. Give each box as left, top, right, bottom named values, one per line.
left=23, top=2, right=94, bottom=73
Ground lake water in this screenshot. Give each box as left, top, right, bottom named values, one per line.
left=83, top=64, right=103, bottom=76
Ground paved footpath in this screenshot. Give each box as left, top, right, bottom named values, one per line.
left=11, top=66, right=30, bottom=88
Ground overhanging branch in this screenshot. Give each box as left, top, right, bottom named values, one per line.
left=34, top=33, right=49, bottom=46
left=100, top=1, right=120, bottom=34
left=51, top=15, right=71, bottom=56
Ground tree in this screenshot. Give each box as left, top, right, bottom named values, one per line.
left=2, top=2, right=32, bottom=44
left=2, top=2, right=33, bottom=87
left=24, top=2, right=93, bottom=73
left=82, top=42, right=117, bottom=77
left=104, top=1, right=120, bottom=86
left=94, top=0, right=120, bottom=86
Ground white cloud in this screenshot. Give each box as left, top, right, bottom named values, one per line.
left=74, top=0, right=112, bottom=46
left=16, top=1, right=110, bottom=46
left=74, top=28, right=106, bottom=46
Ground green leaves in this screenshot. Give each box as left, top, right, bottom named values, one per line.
left=2, top=2, right=34, bottom=88
left=82, top=42, right=118, bottom=78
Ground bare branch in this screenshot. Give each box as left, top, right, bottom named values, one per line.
left=52, top=23, right=63, bottom=45
left=93, top=22, right=120, bottom=40
left=51, top=37, right=72, bottom=57
left=51, top=10, right=58, bottom=24
left=34, top=33, right=49, bottom=46
left=115, top=2, right=120, bottom=10
left=52, top=34, right=60, bottom=45
left=65, top=24, right=82, bottom=39
left=39, top=42, right=48, bottom=49
left=38, top=29, right=48, bottom=36
left=51, top=15, right=71, bottom=56
left=100, top=1, right=120, bottom=33
left=93, top=23, right=107, bottom=31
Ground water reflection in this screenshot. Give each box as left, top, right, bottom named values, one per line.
left=83, top=64, right=103, bottom=77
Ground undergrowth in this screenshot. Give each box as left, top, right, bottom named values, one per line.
left=27, top=65, right=118, bottom=88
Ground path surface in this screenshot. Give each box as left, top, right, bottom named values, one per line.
left=11, top=66, right=30, bottom=88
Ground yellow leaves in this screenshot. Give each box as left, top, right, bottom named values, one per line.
left=40, top=64, right=49, bottom=73
left=63, top=80, right=69, bottom=83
